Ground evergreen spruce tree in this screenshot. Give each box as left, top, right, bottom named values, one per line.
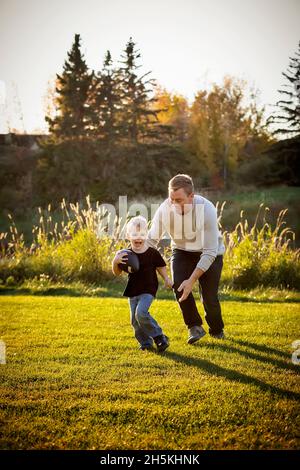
left=269, top=41, right=300, bottom=136
left=118, top=37, right=162, bottom=143
left=46, top=34, right=95, bottom=138
left=91, top=51, right=122, bottom=142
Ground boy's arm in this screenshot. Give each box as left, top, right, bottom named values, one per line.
left=112, top=260, right=122, bottom=276
left=157, top=266, right=173, bottom=288
left=112, top=251, right=127, bottom=276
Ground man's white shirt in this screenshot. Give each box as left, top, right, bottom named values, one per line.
left=147, top=195, right=225, bottom=272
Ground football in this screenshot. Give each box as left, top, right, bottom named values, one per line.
left=118, top=249, right=140, bottom=273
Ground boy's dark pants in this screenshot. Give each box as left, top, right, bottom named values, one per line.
left=171, top=248, right=224, bottom=335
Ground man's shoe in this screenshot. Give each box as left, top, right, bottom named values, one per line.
left=154, top=335, right=169, bottom=352
left=210, top=330, right=225, bottom=340
left=187, top=325, right=206, bottom=344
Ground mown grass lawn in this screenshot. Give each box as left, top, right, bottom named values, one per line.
left=0, top=294, right=299, bottom=450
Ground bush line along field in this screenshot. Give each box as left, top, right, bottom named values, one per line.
left=1, top=186, right=300, bottom=247
left=0, top=187, right=300, bottom=290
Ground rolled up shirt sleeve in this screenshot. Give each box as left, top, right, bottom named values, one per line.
left=196, top=202, right=219, bottom=272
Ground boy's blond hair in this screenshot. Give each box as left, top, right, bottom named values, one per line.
left=126, top=215, right=148, bottom=238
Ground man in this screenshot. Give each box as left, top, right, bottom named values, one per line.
left=147, top=174, right=225, bottom=344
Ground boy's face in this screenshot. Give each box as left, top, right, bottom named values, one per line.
left=128, top=228, right=147, bottom=252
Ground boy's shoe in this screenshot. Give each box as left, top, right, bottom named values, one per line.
left=139, top=344, right=155, bottom=351
left=187, top=325, right=206, bottom=344
left=210, top=330, right=225, bottom=340
left=154, top=334, right=169, bottom=352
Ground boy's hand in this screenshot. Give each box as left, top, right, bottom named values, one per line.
left=164, top=277, right=173, bottom=289
left=114, top=250, right=128, bottom=265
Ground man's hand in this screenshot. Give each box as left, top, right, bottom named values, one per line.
left=177, top=278, right=194, bottom=302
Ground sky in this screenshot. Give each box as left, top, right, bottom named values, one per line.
left=0, top=0, right=299, bottom=133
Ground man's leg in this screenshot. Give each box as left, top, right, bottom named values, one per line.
left=171, top=249, right=203, bottom=328
left=199, top=255, right=224, bottom=335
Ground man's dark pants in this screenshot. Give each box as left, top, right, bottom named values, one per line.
left=171, top=248, right=224, bottom=335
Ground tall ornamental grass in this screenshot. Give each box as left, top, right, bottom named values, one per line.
left=0, top=197, right=125, bottom=285
left=219, top=202, right=300, bottom=289
left=0, top=198, right=299, bottom=289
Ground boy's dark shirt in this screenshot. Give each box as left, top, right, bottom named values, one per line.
left=123, top=247, right=166, bottom=298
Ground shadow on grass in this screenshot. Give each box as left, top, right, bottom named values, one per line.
left=229, top=338, right=292, bottom=359
left=218, top=292, right=300, bottom=303
left=0, top=286, right=87, bottom=297
left=0, top=284, right=299, bottom=303
left=0, top=284, right=124, bottom=298
left=0, top=284, right=173, bottom=299
left=164, top=351, right=300, bottom=401
left=202, top=340, right=298, bottom=372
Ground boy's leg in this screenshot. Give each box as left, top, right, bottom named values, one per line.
left=129, top=297, right=153, bottom=348
left=198, top=255, right=224, bottom=335
left=171, top=249, right=203, bottom=328
left=135, top=294, right=163, bottom=339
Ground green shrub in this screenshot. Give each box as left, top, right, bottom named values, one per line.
left=55, top=229, right=113, bottom=283
left=5, top=275, right=15, bottom=286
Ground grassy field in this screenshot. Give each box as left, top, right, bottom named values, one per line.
left=0, top=291, right=299, bottom=450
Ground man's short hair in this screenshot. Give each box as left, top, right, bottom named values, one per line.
left=168, top=174, right=194, bottom=195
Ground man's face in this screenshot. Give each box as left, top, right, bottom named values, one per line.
left=169, top=188, right=194, bottom=214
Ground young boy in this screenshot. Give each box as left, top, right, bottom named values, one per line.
left=112, top=215, right=173, bottom=352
